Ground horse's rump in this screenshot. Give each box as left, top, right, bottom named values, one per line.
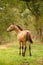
left=26, top=32, right=33, bottom=43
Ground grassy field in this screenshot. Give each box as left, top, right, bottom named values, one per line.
left=0, top=42, right=43, bottom=65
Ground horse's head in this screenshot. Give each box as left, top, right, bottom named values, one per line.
left=7, top=24, right=15, bottom=32
left=7, top=24, right=23, bottom=33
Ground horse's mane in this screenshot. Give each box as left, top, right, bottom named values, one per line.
left=16, top=25, right=23, bottom=31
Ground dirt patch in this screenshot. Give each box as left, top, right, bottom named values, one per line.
left=33, top=58, right=43, bottom=65
left=0, top=45, right=7, bottom=49
left=36, top=58, right=43, bottom=65
left=0, top=42, right=18, bottom=49
left=20, top=62, right=29, bottom=65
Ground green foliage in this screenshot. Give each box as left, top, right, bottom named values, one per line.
left=0, top=0, right=43, bottom=43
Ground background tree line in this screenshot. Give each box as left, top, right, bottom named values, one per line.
left=0, top=0, right=43, bottom=44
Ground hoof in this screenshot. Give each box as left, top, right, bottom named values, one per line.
left=22, top=53, right=25, bottom=57
left=30, top=53, right=32, bottom=56
left=19, top=52, right=21, bottom=55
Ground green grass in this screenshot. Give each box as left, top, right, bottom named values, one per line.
left=0, top=43, right=43, bottom=65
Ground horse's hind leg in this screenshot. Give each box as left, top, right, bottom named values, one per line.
left=22, top=42, right=26, bottom=56
left=29, top=43, right=31, bottom=56
left=19, top=41, right=21, bottom=55
left=27, top=32, right=32, bottom=56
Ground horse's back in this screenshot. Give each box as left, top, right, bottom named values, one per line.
left=17, top=30, right=31, bottom=41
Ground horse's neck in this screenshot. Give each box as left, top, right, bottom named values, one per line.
left=14, top=27, right=21, bottom=34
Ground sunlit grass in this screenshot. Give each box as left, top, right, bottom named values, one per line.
left=0, top=43, right=43, bottom=65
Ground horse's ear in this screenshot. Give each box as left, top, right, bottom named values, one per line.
left=12, top=22, right=14, bottom=24
left=10, top=22, right=14, bottom=25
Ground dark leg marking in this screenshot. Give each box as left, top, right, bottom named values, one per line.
left=29, top=45, right=31, bottom=56
left=19, top=44, right=21, bottom=55
left=22, top=46, right=27, bottom=57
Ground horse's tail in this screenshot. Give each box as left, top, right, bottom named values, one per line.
left=27, top=32, right=33, bottom=44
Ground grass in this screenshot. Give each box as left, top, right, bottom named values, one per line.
left=0, top=43, right=43, bottom=65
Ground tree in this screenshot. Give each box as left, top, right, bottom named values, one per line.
left=21, top=0, right=43, bottom=40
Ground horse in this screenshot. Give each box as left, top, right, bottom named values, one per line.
left=7, top=24, right=33, bottom=56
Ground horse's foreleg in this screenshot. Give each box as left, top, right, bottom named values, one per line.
left=29, top=43, right=31, bottom=56
left=19, top=41, right=21, bottom=55
left=22, top=42, right=26, bottom=56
